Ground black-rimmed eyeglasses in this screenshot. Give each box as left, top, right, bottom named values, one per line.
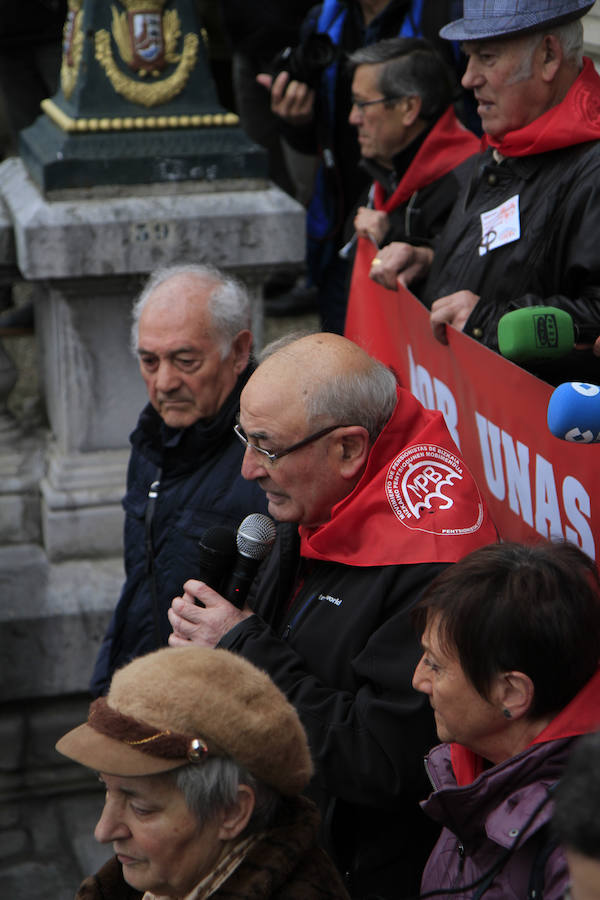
left=233, top=421, right=351, bottom=462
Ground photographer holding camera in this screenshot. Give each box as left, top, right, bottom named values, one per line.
left=219, top=1, right=318, bottom=206
left=256, top=0, right=462, bottom=334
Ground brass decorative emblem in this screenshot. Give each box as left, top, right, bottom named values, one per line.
left=61, top=0, right=85, bottom=100
left=41, top=97, right=239, bottom=132
left=95, top=0, right=199, bottom=107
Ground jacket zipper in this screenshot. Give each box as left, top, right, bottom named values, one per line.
left=457, top=840, right=466, bottom=873
left=424, top=755, right=437, bottom=791
left=282, top=593, right=319, bottom=640
left=424, top=755, right=468, bottom=878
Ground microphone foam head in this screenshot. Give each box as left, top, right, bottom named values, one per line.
left=547, top=381, right=600, bottom=443
left=236, top=513, right=277, bottom=560
left=497, top=306, right=574, bottom=362
left=200, top=525, right=237, bottom=555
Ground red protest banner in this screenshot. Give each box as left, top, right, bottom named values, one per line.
left=345, top=238, right=599, bottom=559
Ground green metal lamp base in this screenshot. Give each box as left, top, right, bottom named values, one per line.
left=20, top=114, right=268, bottom=193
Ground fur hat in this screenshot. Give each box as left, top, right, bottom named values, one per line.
left=56, top=647, right=313, bottom=796
left=440, top=0, right=594, bottom=42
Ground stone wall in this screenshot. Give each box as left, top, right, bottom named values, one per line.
left=0, top=545, right=123, bottom=896
left=585, top=5, right=600, bottom=64
left=0, top=695, right=110, bottom=900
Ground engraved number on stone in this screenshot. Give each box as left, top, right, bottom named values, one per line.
left=133, top=222, right=170, bottom=242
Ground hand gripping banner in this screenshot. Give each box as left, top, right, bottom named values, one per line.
left=345, top=238, right=599, bottom=560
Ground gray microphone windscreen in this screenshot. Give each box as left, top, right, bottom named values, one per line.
left=236, top=513, right=277, bottom=560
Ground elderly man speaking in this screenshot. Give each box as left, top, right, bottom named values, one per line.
left=168, top=332, right=499, bottom=899
left=371, top=0, right=600, bottom=385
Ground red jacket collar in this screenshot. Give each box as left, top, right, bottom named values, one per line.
left=451, top=665, right=600, bottom=786
left=482, top=57, right=600, bottom=158
left=373, top=106, right=479, bottom=212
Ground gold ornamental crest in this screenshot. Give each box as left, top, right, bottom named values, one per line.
left=95, top=0, right=199, bottom=107
left=61, top=0, right=85, bottom=100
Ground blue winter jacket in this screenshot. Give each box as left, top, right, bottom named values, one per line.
left=90, top=368, right=267, bottom=696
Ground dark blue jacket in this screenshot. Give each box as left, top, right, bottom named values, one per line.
left=90, top=368, right=267, bottom=696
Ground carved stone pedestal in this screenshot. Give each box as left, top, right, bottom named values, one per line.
left=0, top=156, right=305, bottom=561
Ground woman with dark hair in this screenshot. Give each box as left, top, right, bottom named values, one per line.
left=412, top=540, right=600, bottom=899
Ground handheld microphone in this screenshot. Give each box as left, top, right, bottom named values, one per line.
left=497, top=307, right=599, bottom=363
left=195, top=526, right=237, bottom=602
left=547, top=382, right=600, bottom=443
left=223, top=513, right=277, bottom=608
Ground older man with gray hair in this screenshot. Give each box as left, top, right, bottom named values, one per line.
left=370, top=0, right=600, bottom=385
left=168, top=331, right=499, bottom=898
left=90, top=264, right=267, bottom=697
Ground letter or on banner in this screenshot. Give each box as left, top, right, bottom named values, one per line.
left=345, top=238, right=599, bottom=559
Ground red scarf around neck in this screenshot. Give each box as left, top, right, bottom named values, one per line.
left=373, top=106, right=480, bottom=212
left=450, top=665, right=600, bottom=786
left=298, top=385, right=497, bottom=567
left=482, top=56, right=600, bottom=157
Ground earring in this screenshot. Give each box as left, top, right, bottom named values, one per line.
left=502, top=708, right=512, bottom=719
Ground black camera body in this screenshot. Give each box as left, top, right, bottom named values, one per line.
left=270, top=33, right=338, bottom=89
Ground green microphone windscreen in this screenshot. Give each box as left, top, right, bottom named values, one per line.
left=497, top=307, right=575, bottom=362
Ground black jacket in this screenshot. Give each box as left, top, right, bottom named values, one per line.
left=0, top=0, right=66, bottom=46
left=90, top=369, right=267, bottom=697
left=221, top=522, right=444, bottom=899
left=219, top=0, right=316, bottom=66
left=342, top=129, right=467, bottom=297
left=422, top=142, right=600, bottom=385
left=363, top=145, right=465, bottom=248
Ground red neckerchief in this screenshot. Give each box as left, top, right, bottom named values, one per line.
left=298, top=385, right=497, bottom=566
left=450, top=665, right=600, bottom=786
left=373, top=106, right=480, bottom=212
left=482, top=56, right=600, bottom=157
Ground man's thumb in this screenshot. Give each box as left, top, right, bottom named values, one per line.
left=256, top=72, right=273, bottom=91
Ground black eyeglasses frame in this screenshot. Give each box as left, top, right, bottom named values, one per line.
left=233, top=421, right=353, bottom=462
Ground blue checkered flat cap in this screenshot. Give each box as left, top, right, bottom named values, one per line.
left=440, top=0, right=595, bottom=41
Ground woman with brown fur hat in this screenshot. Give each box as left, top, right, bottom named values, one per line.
left=56, top=646, right=350, bottom=900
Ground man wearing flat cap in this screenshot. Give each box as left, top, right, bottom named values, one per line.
left=370, top=0, right=600, bottom=385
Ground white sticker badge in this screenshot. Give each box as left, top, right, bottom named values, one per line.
left=479, top=194, right=520, bottom=256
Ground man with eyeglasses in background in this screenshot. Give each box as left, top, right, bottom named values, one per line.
left=255, top=0, right=465, bottom=334
left=342, top=36, right=479, bottom=305
left=168, top=331, right=499, bottom=899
